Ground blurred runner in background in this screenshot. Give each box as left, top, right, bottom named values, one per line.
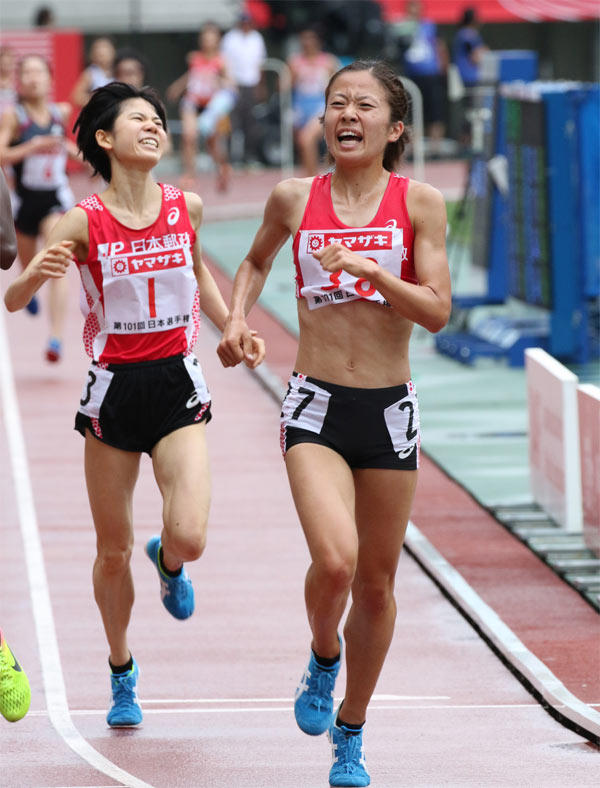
left=0, top=54, right=78, bottom=362
left=167, top=23, right=233, bottom=191
left=287, top=27, right=339, bottom=175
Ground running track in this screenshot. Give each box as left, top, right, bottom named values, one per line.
left=1, top=169, right=598, bottom=787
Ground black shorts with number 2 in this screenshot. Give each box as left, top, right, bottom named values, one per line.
left=280, top=372, right=420, bottom=470
left=75, top=353, right=211, bottom=455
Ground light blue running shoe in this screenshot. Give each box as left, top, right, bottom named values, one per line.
left=145, top=535, right=195, bottom=620
left=106, top=659, right=142, bottom=727
left=328, top=715, right=371, bottom=787
left=294, top=637, right=341, bottom=736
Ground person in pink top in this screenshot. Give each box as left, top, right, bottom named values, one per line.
left=218, top=60, right=450, bottom=786
left=287, top=28, right=340, bottom=175
left=4, top=81, right=264, bottom=728
left=167, top=22, right=233, bottom=191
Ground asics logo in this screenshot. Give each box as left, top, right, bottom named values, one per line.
left=160, top=578, right=170, bottom=600
left=186, top=392, right=200, bottom=409
left=167, top=207, right=180, bottom=225
left=295, top=669, right=311, bottom=700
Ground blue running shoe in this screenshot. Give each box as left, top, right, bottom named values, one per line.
left=294, top=637, right=341, bottom=736
left=145, top=535, right=194, bottom=620
left=25, top=296, right=39, bottom=315
left=328, top=716, right=370, bottom=787
left=106, top=659, right=142, bottom=727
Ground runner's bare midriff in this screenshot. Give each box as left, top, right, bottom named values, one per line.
left=294, top=296, right=413, bottom=387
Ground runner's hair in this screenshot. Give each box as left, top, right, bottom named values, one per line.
left=73, top=82, right=167, bottom=182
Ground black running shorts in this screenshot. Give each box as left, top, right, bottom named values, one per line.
left=13, top=184, right=74, bottom=237
left=280, top=372, right=420, bottom=470
left=75, top=353, right=211, bottom=455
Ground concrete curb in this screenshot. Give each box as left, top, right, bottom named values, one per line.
left=404, top=522, right=600, bottom=745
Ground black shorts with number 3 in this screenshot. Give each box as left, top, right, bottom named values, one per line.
left=75, top=353, right=211, bottom=455
left=280, top=372, right=420, bottom=470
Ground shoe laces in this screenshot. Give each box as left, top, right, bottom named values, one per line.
left=334, top=729, right=364, bottom=773
left=307, top=665, right=335, bottom=708
left=110, top=670, right=137, bottom=708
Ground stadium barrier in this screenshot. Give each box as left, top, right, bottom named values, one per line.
left=578, top=384, right=600, bottom=555
left=525, top=347, right=583, bottom=534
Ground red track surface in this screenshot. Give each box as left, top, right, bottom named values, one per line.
left=1, top=170, right=598, bottom=787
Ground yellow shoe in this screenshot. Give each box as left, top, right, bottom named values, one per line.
left=0, top=629, right=31, bottom=722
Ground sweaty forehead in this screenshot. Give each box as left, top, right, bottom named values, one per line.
left=329, top=71, right=386, bottom=101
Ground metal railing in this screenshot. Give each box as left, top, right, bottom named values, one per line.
left=399, top=76, right=425, bottom=183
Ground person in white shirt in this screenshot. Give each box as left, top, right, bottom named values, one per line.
left=221, top=11, right=266, bottom=165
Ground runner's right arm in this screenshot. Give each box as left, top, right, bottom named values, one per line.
left=4, top=207, right=88, bottom=311
left=217, top=179, right=302, bottom=368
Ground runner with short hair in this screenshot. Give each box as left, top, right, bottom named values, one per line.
left=4, top=81, right=265, bottom=727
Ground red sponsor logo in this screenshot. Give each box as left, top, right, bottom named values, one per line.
left=306, top=231, right=392, bottom=253
left=109, top=251, right=187, bottom=277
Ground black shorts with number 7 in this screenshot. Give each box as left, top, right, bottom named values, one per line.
left=280, top=372, right=420, bottom=470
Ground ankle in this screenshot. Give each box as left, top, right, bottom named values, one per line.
left=158, top=546, right=182, bottom=577
left=336, top=700, right=365, bottom=728
left=109, top=653, right=133, bottom=674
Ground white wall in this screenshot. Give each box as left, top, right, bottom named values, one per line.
left=0, top=0, right=241, bottom=32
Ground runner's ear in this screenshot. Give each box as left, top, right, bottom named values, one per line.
left=95, top=129, right=113, bottom=152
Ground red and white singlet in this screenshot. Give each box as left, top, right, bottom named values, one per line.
left=185, top=52, right=224, bottom=108
left=76, top=183, right=200, bottom=365
left=293, top=172, right=417, bottom=310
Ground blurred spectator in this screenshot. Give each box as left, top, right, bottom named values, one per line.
left=0, top=47, right=17, bottom=120
left=221, top=11, right=266, bottom=166
left=167, top=23, right=233, bottom=191
left=401, top=0, right=448, bottom=156
left=452, top=7, right=487, bottom=88
left=287, top=28, right=339, bottom=175
left=113, top=48, right=149, bottom=89
left=33, top=5, right=55, bottom=27
left=70, top=37, right=116, bottom=108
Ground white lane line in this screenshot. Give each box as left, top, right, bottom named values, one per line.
left=0, top=297, right=154, bottom=788
left=25, top=700, right=571, bottom=718
left=405, top=521, right=600, bottom=741
left=140, top=694, right=451, bottom=704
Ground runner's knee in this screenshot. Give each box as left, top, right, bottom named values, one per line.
left=352, top=574, right=396, bottom=617
left=313, top=554, right=356, bottom=596
left=95, top=543, right=133, bottom=576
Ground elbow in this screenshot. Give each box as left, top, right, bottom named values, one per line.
left=4, top=295, right=19, bottom=312
left=425, top=306, right=451, bottom=334
left=426, top=319, right=446, bottom=334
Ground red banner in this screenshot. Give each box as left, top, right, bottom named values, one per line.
left=377, top=0, right=600, bottom=23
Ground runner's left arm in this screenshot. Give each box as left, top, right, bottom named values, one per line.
left=185, top=191, right=265, bottom=368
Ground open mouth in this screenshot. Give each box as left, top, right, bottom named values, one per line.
left=337, top=130, right=363, bottom=146
left=140, top=138, right=159, bottom=149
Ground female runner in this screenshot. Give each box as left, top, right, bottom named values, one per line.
left=218, top=60, right=450, bottom=786
left=0, top=54, right=79, bottom=361
left=4, top=82, right=264, bottom=727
